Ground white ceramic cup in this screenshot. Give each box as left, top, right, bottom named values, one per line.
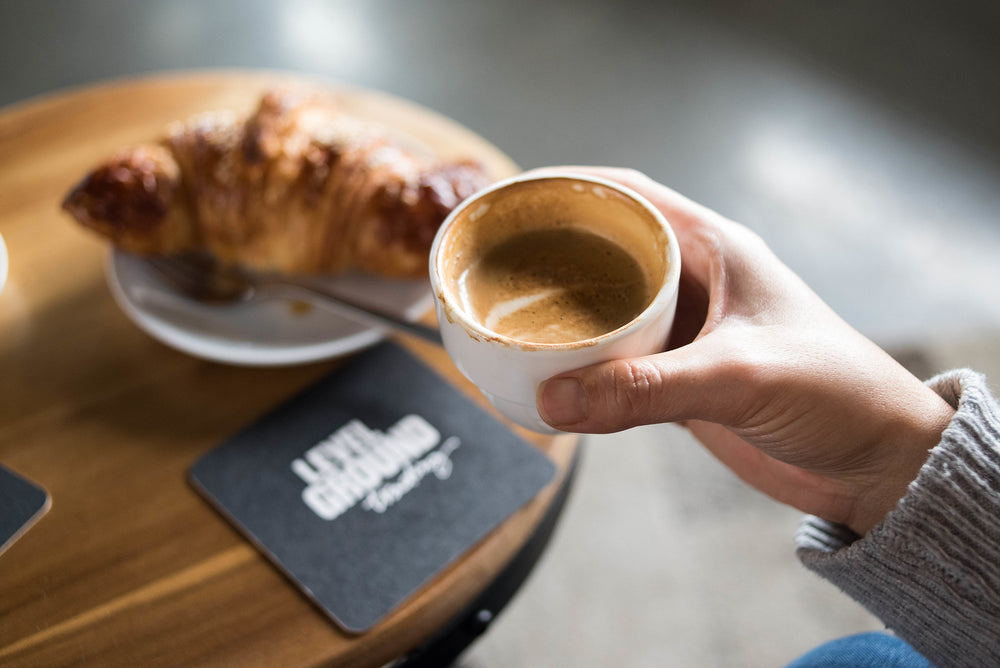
left=429, top=172, right=681, bottom=433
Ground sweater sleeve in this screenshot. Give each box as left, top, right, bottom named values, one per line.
left=795, top=369, right=1000, bottom=668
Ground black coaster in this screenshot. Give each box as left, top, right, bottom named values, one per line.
left=190, top=342, right=556, bottom=633
left=0, top=463, right=50, bottom=556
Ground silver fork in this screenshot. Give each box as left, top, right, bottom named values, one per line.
left=143, top=252, right=443, bottom=345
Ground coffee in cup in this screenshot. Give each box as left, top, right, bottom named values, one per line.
left=458, top=226, right=651, bottom=344
left=430, top=172, right=681, bottom=432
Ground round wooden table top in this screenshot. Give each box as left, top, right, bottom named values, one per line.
left=0, top=71, right=577, bottom=667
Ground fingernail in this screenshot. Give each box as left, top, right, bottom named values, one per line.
left=539, top=378, right=589, bottom=426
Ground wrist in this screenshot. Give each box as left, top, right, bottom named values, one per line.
left=845, top=390, right=955, bottom=535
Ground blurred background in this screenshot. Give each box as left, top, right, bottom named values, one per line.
left=3, top=1, right=999, bottom=665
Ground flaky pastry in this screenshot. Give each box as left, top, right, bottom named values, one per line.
left=62, top=88, right=491, bottom=278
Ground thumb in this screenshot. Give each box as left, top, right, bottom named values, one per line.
left=536, top=337, right=730, bottom=433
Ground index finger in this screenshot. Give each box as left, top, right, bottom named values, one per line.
left=520, top=166, right=719, bottom=233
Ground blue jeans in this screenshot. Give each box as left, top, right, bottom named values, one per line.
left=786, top=632, right=934, bottom=668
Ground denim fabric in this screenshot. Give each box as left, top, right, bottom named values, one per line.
left=786, top=632, right=934, bottom=668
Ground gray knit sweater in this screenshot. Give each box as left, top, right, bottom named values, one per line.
left=796, top=369, right=1000, bottom=668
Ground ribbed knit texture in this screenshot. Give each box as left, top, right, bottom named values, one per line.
left=795, top=369, right=1000, bottom=668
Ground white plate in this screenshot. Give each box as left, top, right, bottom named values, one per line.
left=106, top=250, right=434, bottom=366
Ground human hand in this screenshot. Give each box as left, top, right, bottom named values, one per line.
left=534, top=167, right=955, bottom=535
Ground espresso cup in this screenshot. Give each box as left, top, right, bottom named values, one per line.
left=429, top=172, right=681, bottom=433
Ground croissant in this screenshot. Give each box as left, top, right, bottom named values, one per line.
left=62, top=88, right=491, bottom=278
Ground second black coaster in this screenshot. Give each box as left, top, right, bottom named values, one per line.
left=0, top=463, right=51, bottom=556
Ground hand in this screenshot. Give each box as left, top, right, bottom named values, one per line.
left=534, top=167, right=955, bottom=535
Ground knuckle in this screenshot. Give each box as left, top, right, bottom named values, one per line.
left=619, top=167, right=649, bottom=182
left=603, top=358, right=664, bottom=418
left=595, top=167, right=652, bottom=190
left=618, top=168, right=654, bottom=190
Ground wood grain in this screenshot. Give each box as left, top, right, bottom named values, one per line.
left=0, top=71, right=576, bottom=667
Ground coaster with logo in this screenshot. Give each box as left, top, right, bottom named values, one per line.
left=0, top=463, right=51, bottom=556
left=189, top=342, right=556, bottom=633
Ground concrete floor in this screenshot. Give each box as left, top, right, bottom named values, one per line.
left=3, top=1, right=999, bottom=665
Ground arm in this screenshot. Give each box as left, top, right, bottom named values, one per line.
left=797, top=368, right=1000, bottom=668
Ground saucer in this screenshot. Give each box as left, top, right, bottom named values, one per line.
left=106, top=250, right=434, bottom=366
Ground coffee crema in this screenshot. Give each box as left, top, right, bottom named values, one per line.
left=457, top=227, right=652, bottom=344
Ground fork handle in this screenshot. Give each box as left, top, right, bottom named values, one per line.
left=279, top=280, right=443, bottom=346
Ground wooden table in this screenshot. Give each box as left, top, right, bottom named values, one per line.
left=0, top=72, right=578, bottom=667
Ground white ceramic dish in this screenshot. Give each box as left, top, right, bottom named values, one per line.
left=107, top=249, right=433, bottom=366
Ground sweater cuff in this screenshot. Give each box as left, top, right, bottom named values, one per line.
left=794, top=369, right=1000, bottom=668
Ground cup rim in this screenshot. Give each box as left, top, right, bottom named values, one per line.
left=429, top=171, right=682, bottom=351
